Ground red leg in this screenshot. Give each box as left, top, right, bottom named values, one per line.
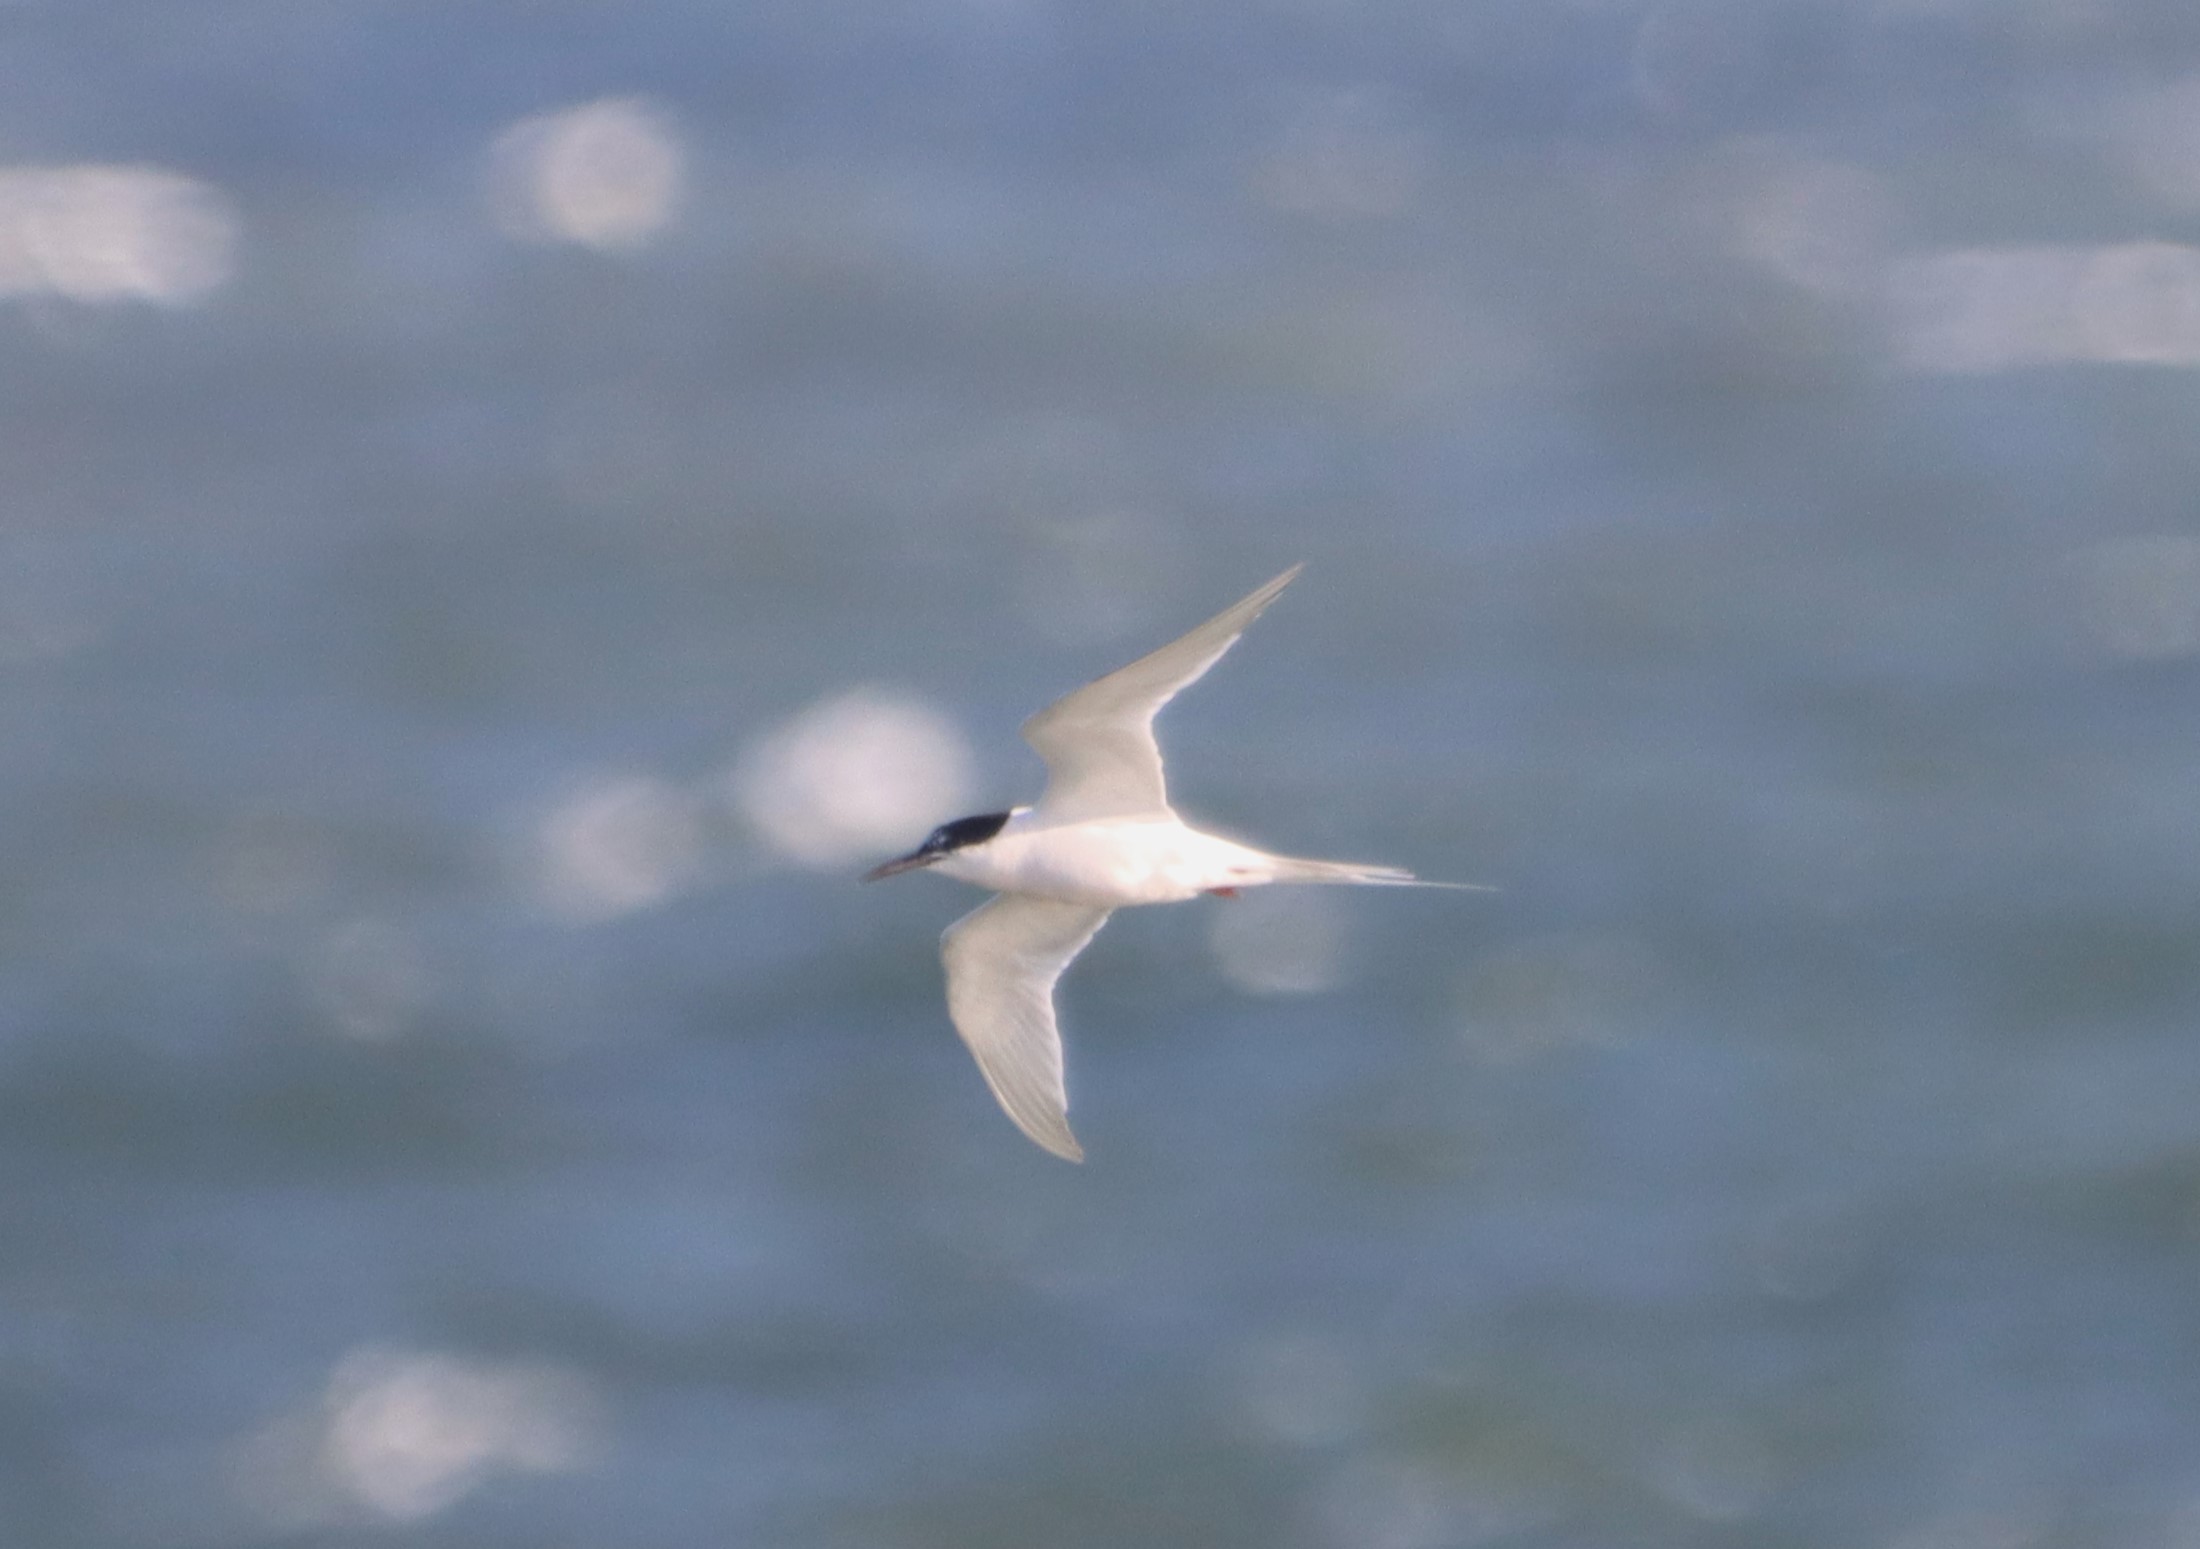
left=1207, top=886, right=1240, bottom=899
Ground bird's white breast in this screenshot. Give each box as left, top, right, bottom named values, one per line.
left=934, top=816, right=1275, bottom=906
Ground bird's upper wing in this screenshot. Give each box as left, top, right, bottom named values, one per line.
left=940, top=894, right=1113, bottom=1161
left=1020, top=564, right=1303, bottom=823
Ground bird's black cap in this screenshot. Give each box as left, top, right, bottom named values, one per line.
left=861, top=810, right=1012, bottom=881
left=925, top=811, right=1012, bottom=853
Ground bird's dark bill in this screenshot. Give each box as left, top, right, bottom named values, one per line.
left=861, top=850, right=936, bottom=882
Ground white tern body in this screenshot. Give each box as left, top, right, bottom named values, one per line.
left=928, top=812, right=1389, bottom=905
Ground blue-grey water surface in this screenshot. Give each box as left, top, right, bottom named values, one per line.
left=8, top=3, right=2200, bottom=1545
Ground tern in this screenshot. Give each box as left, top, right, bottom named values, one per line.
left=863, top=564, right=1481, bottom=1161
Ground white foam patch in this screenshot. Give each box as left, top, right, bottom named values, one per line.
left=0, top=164, right=236, bottom=304
left=533, top=774, right=709, bottom=922
left=232, top=1347, right=599, bottom=1527
left=488, top=96, right=684, bottom=252
left=731, top=688, right=975, bottom=869
left=1888, top=241, right=2200, bottom=372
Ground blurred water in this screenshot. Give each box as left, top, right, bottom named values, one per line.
left=7, top=2, right=2200, bottom=1545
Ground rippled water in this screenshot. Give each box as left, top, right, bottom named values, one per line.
left=8, top=4, right=2200, bottom=1546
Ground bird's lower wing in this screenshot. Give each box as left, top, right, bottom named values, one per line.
left=1020, top=563, right=1303, bottom=823
left=940, top=895, right=1113, bottom=1161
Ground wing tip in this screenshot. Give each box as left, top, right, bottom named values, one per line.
left=1001, top=1103, right=1085, bottom=1162
left=1254, top=561, right=1306, bottom=605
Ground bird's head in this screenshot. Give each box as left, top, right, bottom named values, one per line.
left=861, top=810, right=1014, bottom=881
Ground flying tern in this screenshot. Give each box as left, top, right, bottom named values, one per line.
left=863, top=564, right=1482, bottom=1161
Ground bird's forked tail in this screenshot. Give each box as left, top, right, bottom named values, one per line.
left=1267, top=855, right=1494, bottom=891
